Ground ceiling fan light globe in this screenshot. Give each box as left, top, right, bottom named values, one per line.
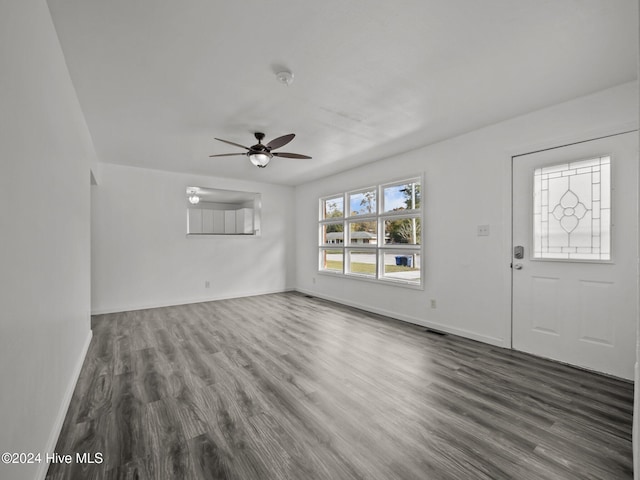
left=249, top=152, right=271, bottom=168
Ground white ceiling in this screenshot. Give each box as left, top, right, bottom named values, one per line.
left=47, top=0, right=638, bottom=186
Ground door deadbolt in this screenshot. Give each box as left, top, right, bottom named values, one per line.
left=514, top=245, right=524, bottom=259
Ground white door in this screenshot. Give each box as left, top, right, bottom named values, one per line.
left=512, top=131, right=638, bottom=380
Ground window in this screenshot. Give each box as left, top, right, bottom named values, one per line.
left=533, top=156, right=610, bottom=260
left=186, top=187, right=261, bottom=236
left=319, top=177, right=422, bottom=286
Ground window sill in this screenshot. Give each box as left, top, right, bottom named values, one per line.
left=318, top=270, right=424, bottom=290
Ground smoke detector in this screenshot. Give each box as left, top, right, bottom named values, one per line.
left=275, top=70, right=294, bottom=86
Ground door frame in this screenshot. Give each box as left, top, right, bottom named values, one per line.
left=503, top=122, right=638, bottom=350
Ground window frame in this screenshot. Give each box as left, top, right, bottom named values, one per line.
left=318, top=175, right=423, bottom=288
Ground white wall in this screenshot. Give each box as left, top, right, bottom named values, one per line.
left=0, top=1, right=97, bottom=479
left=91, top=163, right=296, bottom=314
left=296, top=82, right=638, bottom=348
left=634, top=57, right=639, bottom=480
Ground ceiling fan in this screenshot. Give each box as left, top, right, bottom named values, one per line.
left=210, top=132, right=312, bottom=168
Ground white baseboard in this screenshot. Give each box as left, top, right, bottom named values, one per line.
left=295, top=288, right=505, bottom=348
left=36, top=329, right=93, bottom=480
left=91, top=287, right=295, bottom=315
left=93, top=287, right=505, bottom=348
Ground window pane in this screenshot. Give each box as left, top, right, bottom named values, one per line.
left=323, top=196, right=344, bottom=219
left=349, top=189, right=377, bottom=216
left=533, top=156, right=610, bottom=261
left=384, top=217, right=421, bottom=245
left=320, top=249, right=343, bottom=272
left=347, top=250, right=377, bottom=277
left=348, top=221, right=377, bottom=245
left=381, top=251, right=421, bottom=284
left=383, top=181, right=421, bottom=212
left=321, top=223, right=344, bottom=245
left=319, top=178, right=423, bottom=287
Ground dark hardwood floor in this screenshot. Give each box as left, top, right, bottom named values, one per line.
left=47, top=292, right=633, bottom=479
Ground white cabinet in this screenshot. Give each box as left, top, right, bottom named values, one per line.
left=188, top=207, right=254, bottom=234
left=202, top=209, right=214, bottom=233
left=236, top=208, right=254, bottom=234
left=224, top=210, right=236, bottom=233
left=188, top=209, right=203, bottom=233
left=212, top=210, right=225, bottom=234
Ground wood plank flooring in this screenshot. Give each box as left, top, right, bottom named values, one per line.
left=47, top=292, right=634, bottom=479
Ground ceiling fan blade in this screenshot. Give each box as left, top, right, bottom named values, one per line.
left=272, top=152, right=312, bottom=159
left=214, top=138, right=250, bottom=150
left=209, top=153, right=247, bottom=157
left=266, top=133, right=295, bottom=150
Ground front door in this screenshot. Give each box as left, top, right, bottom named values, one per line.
left=512, top=131, right=638, bottom=380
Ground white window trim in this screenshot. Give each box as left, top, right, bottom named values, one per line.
left=318, top=175, right=423, bottom=288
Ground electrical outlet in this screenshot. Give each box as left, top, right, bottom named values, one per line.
left=477, top=225, right=490, bottom=236
left=205, top=280, right=210, bottom=288
left=430, top=299, right=437, bottom=309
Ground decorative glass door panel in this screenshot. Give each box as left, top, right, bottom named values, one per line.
left=533, top=156, right=610, bottom=260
